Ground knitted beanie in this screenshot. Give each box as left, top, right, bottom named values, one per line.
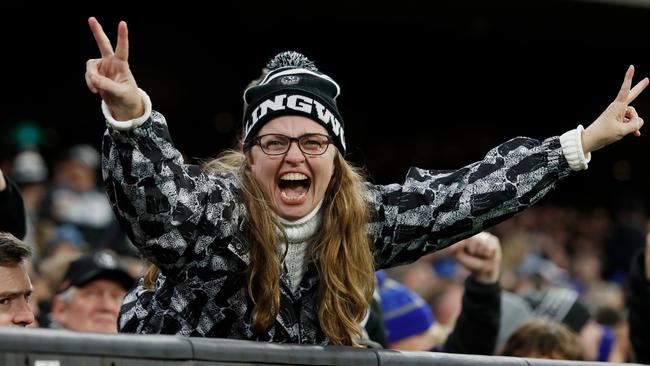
left=376, top=271, right=435, bottom=344
left=525, top=287, right=592, bottom=333
left=242, top=51, right=346, bottom=153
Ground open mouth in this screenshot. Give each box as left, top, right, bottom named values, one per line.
left=278, top=172, right=311, bottom=203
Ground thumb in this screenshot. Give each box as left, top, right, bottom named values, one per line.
left=90, top=73, right=125, bottom=96
left=451, top=240, right=467, bottom=255
left=626, top=117, right=644, bottom=135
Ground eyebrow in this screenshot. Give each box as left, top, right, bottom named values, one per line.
left=261, top=133, right=329, bottom=137
left=0, top=289, right=32, bottom=298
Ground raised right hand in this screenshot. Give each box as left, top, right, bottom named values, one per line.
left=85, top=17, right=143, bottom=121
left=453, top=232, right=502, bottom=284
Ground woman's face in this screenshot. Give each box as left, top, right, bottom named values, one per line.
left=247, top=115, right=336, bottom=220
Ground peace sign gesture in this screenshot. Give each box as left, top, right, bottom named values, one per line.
left=582, top=65, right=649, bottom=154
left=85, top=17, right=143, bottom=121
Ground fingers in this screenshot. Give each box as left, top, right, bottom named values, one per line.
left=624, top=112, right=644, bottom=136
left=624, top=106, right=644, bottom=137
left=455, top=249, right=486, bottom=271
left=466, top=232, right=499, bottom=259
left=616, top=65, right=635, bottom=103
left=85, top=59, right=100, bottom=93
left=634, top=119, right=644, bottom=137
left=626, top=106, right=638, bottom=119
left=89, top=73, right=123, bottom=94
left=85, top=72, right=97, bottom=94
left=114, top=21, right=129, bottom=61
left=88, top=17, right=115, bottom=58
left=465, top=239, right=488, bottom=258
left=616, top=65, right=649, bottom=104
left=451, top=239, right=467, bottom=253
left=454, top=233, right=497, bottom=264
left=628, top=77, right=649, bottom=104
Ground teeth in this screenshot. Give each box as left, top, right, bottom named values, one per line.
left=280, top=172, right=308, bottom=181
left=281, top=191, right=307, bottom=201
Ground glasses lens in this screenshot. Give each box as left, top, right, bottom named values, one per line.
left=299, top=134, right=330, bottom=155
left=259, top=135, right=290, bottom=154
left=257, top=134, right=331, bottom=155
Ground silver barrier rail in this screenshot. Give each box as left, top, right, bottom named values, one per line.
left=0, top=327, right=645, bottom=366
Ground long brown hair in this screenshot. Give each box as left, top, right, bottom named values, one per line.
left=144, top=149, right=374, bottom=346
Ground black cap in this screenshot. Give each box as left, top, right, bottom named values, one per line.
left=58, top=250, right=134, bottom=293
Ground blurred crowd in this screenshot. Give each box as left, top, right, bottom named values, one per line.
left=0, top=143, right=141, bottom=333
left=377, top=202, right=650, bottom=362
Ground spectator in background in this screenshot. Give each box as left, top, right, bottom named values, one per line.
left=0, top=232, right=35, bottom=327
left=376, top=272, right=442, bottom=350
left=42, top=224, right=88, bottom=258
left=496, top=291, right=534, bottom=352
left=41, top=144, right=114, bottom=246
left=523, top=286, right=626, bottom=361
left=377, top=232, right=502, bottom=354
left=34, top=251, right=82, bottom=328
left=29, top=224, right=89, bottom=327
left=627, top=232, right=650, bottom=363
left=603, top=193, right=646, bottom=284
left=50, top=250, right=134, bottom=333
left=0, top=168, right=26, bottom=239
left=11, top=149, right=49, bottom=259
left=501, top=318, right=584, bottom=360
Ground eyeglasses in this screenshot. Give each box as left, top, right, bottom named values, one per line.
left=249, top=133, right=333, bottom=156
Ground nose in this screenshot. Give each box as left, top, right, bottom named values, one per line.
left=13, top=300, right=35, bottom=327
left=104, top=293, right=122, bottom=312
left=284, top=140, right=305, bottom=163
left=100, top=290, right=124, bottom=312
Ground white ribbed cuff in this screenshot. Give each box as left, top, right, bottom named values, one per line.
left=102, top=88, right=152, bottom=131
left=560, top=125, right=591, bottom=171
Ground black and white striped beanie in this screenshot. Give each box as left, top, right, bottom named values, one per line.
left=242, top=51, right=346, bottom=153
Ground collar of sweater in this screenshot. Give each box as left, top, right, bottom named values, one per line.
left=277, top=200, right=323, bottom=244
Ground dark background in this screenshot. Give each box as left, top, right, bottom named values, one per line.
left=2, top=2, right=649, bottom=210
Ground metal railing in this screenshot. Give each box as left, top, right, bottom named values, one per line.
left=0, top=327, right=644, bottom=366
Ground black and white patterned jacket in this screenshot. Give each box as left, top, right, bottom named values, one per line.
left=104, top=104, right=577, bottom=344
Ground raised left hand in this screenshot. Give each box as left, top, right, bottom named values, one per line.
left=582, top=65, right=648, bottom=153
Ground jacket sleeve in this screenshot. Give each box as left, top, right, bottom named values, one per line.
left=0, top=177, right=26, bottom=239
left=367, top=136, right=571, bottom=268
left=102, top=110, right=241, bottom=274
left=438, top=277, right=501, bottom=355
left=627, top=248, right=650, bottom=364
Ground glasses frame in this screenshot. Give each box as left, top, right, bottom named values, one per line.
left=248, top=133, right=333, bottom=156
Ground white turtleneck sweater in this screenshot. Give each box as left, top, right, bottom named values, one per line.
left=277, top=201, right=323, bottom=295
